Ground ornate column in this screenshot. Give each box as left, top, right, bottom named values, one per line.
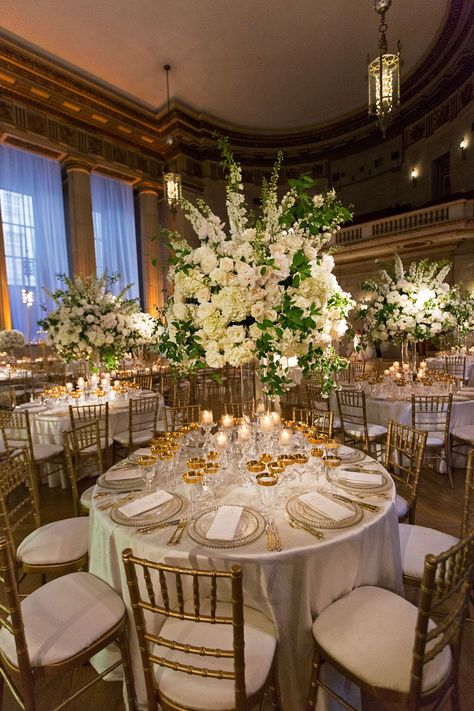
left=136, top=182, right=164, bottom=312
left=0, top=213, right=12, bottom=329
left=62, top=158, right=96, bottom=277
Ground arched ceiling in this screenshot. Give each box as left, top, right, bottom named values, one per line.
left=0, top=0, right=449, bottom=132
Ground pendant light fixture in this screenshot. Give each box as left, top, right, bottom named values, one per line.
left=162, top=64, right=182, bottom=213
left=367, top=0, right=401, bottom=137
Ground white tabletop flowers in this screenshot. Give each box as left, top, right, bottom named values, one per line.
left=39, top=273, right=161, bottom=372
left=159, top=138, right=354, bottom=398
left=0, top=329, right=25, bottom=352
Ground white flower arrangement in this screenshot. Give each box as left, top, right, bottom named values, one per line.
left=159, top=138, right=354, bottom=397
left=357, top=255, right=456, bottom=344
left=0, top=329, right=25, bottom=351
left=39, top=274, right=154, bottom=369
left=445, top=285, right=474, bottom=339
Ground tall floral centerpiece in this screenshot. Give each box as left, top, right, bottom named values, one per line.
left=0, top=329, right=25, bottom=354
left=39, top=273, right=158, bottom=371
left=445, top=285, right=474, bottom=346
left=357, top=255, right=456, bottom=372
left=159, top=139, right=354, bottom=398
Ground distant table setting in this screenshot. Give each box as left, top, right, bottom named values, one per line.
left=88, top=414, right=402, bottom=711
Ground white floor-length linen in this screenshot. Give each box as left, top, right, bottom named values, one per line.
left=88, top=466, right=402, bottom=711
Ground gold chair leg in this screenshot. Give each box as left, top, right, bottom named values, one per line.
left=118, top=629, right=137, bottom=711
left=307, top=643, right=321, bottom=710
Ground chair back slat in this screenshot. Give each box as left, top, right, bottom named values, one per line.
left=158, top=569, right=169, bottom=611
left=143, top=565, right=156, bottom=608
left=192, top=573, right=200, bottom=618
left=175, top=571, right=184, bottom=615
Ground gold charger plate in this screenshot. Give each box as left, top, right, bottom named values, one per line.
left=110, top=492, right=184, bottom=527
left=286, top=493, right=363, bottom=530
left=187, top=505, right=265, bottom=549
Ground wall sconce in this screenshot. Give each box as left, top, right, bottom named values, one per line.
left=460, top=138, right=467, bottom=159
left=411, top=167, right=418, bottom=186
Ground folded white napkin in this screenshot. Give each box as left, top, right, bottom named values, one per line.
left=338, top=445, right=353, bottom=456
left=338, top=470, right=383, bottom=485
left=206, top=505, right=243, bottom=540
left=133, top=447, right=152, bottom=458
left=119, top=490, right=173, bottom=517
left=106, top=467, right=142, bottom=482
left=300, top=492, right=353, bottom=521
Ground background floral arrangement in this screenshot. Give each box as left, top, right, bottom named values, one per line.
left=445, top=285, right=474, bottom=339
left=160, top=138, right=354, bottom=397
left=357, top=255, right=456, bottom=344
left=39, top=273, right=160, bottom=369
left=0, top=329, right=25, bottom=351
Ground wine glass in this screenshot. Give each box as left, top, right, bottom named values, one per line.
left=246, top=460, right=265, bottom=487
left=137, top=454, right=157, bottom=494
left=293, top=452, right=309, bottom=493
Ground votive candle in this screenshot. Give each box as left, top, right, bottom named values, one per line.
left=221, top=413, right=234, bottom=429
left=201, top=410, right=213, bottom=426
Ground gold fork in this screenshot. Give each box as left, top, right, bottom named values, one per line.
left=286, top=516, right=324, bottom=539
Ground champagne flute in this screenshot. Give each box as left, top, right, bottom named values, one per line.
left=256, top=472, right=279, bottom=522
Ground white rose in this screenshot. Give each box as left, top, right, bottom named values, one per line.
left=173, top=302, right=188, bottom=321
left=205, top=349, right=225, bottom=369
left=251, top=302, right=265, bottom=321
left=312, top=194, right=324, bottom=208
left=219, top=257, right=234, bottom=273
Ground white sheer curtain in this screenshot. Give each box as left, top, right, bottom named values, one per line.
left=90, top=173, right=139, bottom=299
left=0, top=145, right=69, bottom=339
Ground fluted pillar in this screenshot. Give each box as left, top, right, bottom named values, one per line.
left=136, top=182, right=164, bottom=311
left=0, top=212, right=12, bottom=329
left=62, top=158, right=96, bottom=277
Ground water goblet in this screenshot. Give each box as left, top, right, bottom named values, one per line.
left=202, top=462, right=220, bottom=500
left=183, top=470, right=203, bottom=515
left=138, top=454, right=157, bottom=494
left=256, top=472, right=279, bottom=523
left=293, top=452, right=309, bottom=493
left=323, top=455, right=342, bottom=494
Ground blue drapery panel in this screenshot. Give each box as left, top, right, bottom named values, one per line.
left=90, top=173, right=139, bottom=299
left=0, top=145, right=69, bottom=339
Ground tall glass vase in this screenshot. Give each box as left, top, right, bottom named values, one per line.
left=401, top=340, right=417, bottom=380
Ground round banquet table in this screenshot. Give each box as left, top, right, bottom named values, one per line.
left=88, top=455, right=403, bottom=711
left=15, top=392, right=164, bottom=487
left=426, top=357, right=474, bottom=385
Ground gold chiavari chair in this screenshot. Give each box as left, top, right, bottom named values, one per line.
left=0, top=386, right=16, bottom=411
left=63, top=421, right=103, bottom=516
left=411, top=393, right=454, bottom=488
left=225, top=400, right=256, bottom=419
left=125, top=373, right=153, bottom=391
left=349, top=359, right=365, bottom=381
left=0, top=450, right=89, bottom=584
left=291, top=408, right=334, bottom=438
left=69, top=402, right=111, bottom=467
left=445, top=355, right=467, bottom=383
left=400, top=447, right=474, bottom=586
left=0, top=409, right=64, bottom=485
left=307, top=385, right=341, bottom=429
left=164, top=404, right=201, bottom=432
left=113, top=394, right=160, bottom=458
left=384, top=420, right=427, bottom=524
left=122, top=550, right=279, bottom=711
left=307, top=528, right=474, bottom=711
left=335, top=389, right=387, bottom=454
left=0, top=536, right=136, bottom=711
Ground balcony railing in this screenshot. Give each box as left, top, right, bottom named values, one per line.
left=336, top=199, right=474, bottom=246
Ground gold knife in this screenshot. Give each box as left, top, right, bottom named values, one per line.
left=333, top=493, right=380, bottom=513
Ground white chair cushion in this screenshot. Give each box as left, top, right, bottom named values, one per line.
left=32, top=442, right=63, bottom=462
left=17, top=517, right=89, bottom=566
left=399, top=523, right=459, bottom=579
left=346, top=423, right=387, bottom=440
left=0, top=571, right=124, bottom=667
left=79, top=485, right=95, bottom=511
left=113, top=429, right=153, bottom=446
left=313, top=586, right=451, bottom=694
left=154, top=600, right=276, bottom=710
left=396, top=495, right=409, bottom=520
left=451, top=425, right=474, bottom=444
left=426, top=433, right=445, bottom=447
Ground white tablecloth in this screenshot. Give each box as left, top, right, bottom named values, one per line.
left=88, top=461, right=402, bottom=711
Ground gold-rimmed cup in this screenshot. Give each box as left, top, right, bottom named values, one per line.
left=259, top=452, right=273, bottom=464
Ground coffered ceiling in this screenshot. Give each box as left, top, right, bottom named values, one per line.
left=0, top=0, right=449, bottom=131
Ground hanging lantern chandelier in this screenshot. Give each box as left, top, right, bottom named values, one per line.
left=162, top=64, right=182, bottom=213
left=367, top=0, right=401, bottom=137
